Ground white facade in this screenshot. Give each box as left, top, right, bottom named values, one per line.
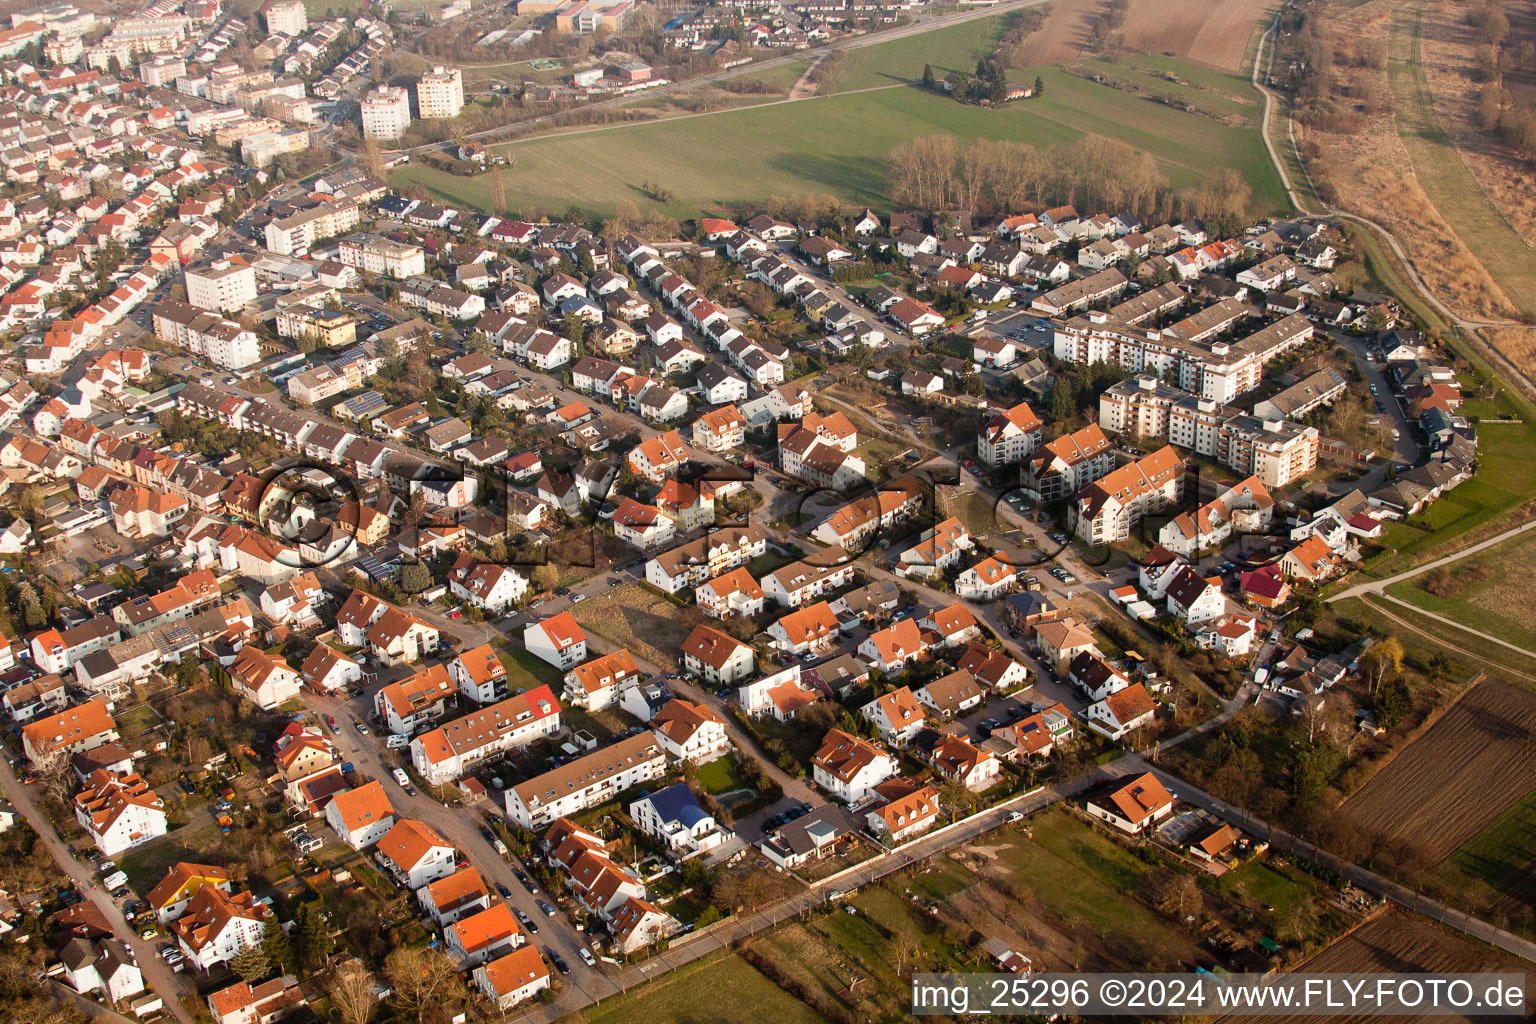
left=361, top=86, right=411, bottom=139
left=417, top=67, right=464, bottom=119
left=184, top=260, right=256, bottom=313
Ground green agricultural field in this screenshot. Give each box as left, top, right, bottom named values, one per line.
left=1434, top=788, right=1536, bottom=930
left=581, top=952, right=823, bottom=1024
left=392, top=64, right=1285, bottom=219
left=832, top=13, right=1011, bottom=92
left=303, top=0, right=362, bottom=14
left=1388, top=1, right=1536, bottom=318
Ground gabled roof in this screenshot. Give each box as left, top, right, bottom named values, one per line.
left=376, top=818, right=454, bottom=870
left=327, top=780, right=395, bottom=833
left=680, top=624, right=750, bottom=670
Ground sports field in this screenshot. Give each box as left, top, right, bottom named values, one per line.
left=392, top=61, right=1285, bottom=218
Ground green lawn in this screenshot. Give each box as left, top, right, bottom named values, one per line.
left=694, top=755, right=749, bottom=796
left=1387, top=1, right=1536, bottom=319
left=583, top=952, right=823, bottom=1024
left=832, top=13, right=1010, bottom=92
left=1212, top=860, right=1321, bottom=922
left=392, top=62, right=1286, bottom=219
left=1435, top=788, right=1536, bottom=920
left=119, top=824, right=225, bottom=891
left=492, top=640, right=565, bottom=691
left=1351, top=419, right=1536, bottom=580
left=302, top=0, right=361, bottom=14
left=993, top=810, right=1203, bottom=962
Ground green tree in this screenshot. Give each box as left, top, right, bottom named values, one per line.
left=1048, top=379, right=1074, bottom=422
left=1375, top=677, right=1412, bottom=730
left=292, top=904, right=333, bottom=968
left=1034, top=75, right=1044, bottom=98
left=531, top=564, right=559, bottom=592
left=262, top=921, right=294, bottom=976
left=921, top=63, right=936, bottom=90
left=229, top=940, right=273, bottom=982
left=399, top=562, right=432, bottom=594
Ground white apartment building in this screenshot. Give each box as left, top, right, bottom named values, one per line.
left=411, top=687, right=562, bottom=785
left=337, top=234, right=426, bottom=278
left=417, top=66, right=464, bottom=119
left=1055, top=310, right=1315, bottom=404
left=264, top=0, right=307, bottom=35
left=263, top=200, right=361, bottom=256
left=1102, top=378, right=1320, bottom=489
left=505, top=734, right=666, bottom=829
left=184, top=259, right=256, bottom=313
left=150, top=302, right=261, bottom=370
left=362, top=86, right=411, bottom=140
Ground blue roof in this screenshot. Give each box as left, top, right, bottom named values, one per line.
left=643, top=781, right=710, bottom=829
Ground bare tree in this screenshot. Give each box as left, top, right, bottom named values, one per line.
left=385, top=947, right=458, bottom=1024
left=329, top=961, right=378, bottom=1024
left=891, top=925, right=923, bottom=978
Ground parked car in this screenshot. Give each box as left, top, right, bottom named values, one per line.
left=549, top=951, right=570, bottom=975
left=515, top=908, right=538, bottom=934
left=495, top=883, right=512, bottom=899
left=578, top=947, right=596, bottom=967
left=537, top=900, right=556, bottom=917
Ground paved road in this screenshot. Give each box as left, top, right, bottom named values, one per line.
left=1125, top=755, right=1536, bottom=964
left=1325, top=516, right=1536, bottom=603
left=0, top=761, right=197, bottom=1024
left=302, top=690, right=612, bottom=998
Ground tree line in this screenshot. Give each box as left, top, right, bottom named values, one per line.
left=1470, top=1, right=1536, bottom=166
left=885, top=132, right=1253, bottom=234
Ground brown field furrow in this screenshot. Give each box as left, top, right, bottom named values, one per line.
left=1015, top=0, right=1103, bottom=65
left=1224, top=910, right=1533, bottom=1023
left=1117, top=0, right=1271, bottom=72
left=1339, top=680, right=1536, bottom=860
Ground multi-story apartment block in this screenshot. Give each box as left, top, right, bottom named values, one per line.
left=1054, top=310, right=1314, bottom=404
left=1072, top=446, right=1186, bottom=545
left=361, top=85, right=411, bottom=139
left=150, top=302, right=261, bottom=370
left=417, top=66, right=464, bottom=118
left=263, top=0, right=307, bottom=35
left=337, top=234, right=426, bottom=278
left=411, top=687, right=562, bottom=785
left=505, top=733, right=665, bottom=829
left=1020, top=423, right=1114, bottom=503
left=263, top=200, right=361, bottom=256
left=1103, top=379, right=1320, bottom=490
left=184, top=258, right=256, bottom=313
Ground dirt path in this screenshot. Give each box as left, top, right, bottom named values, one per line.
left=1326, top=515, right=1536, bottom=602
left=788, top=56, right=823, bottom=100
left=1356, top=595, right=1536, bottom=684
left=1250, top=14, right=1536, bottom=401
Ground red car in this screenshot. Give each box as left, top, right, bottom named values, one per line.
left=449, top=610, right=463, bottom=619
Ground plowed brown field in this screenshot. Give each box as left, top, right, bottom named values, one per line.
left=1224, top=910, right=1532, bottom=1023
left=1018, top=0, right=1271, bottom=71
left=1118, top=0, right=1273, bottom=72
left=1340, top=680, right=1536, bottom=860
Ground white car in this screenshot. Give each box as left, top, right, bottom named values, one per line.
left=392, top=768, right=410, bottom=788
left=578, top=948, right=596, bottom=967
